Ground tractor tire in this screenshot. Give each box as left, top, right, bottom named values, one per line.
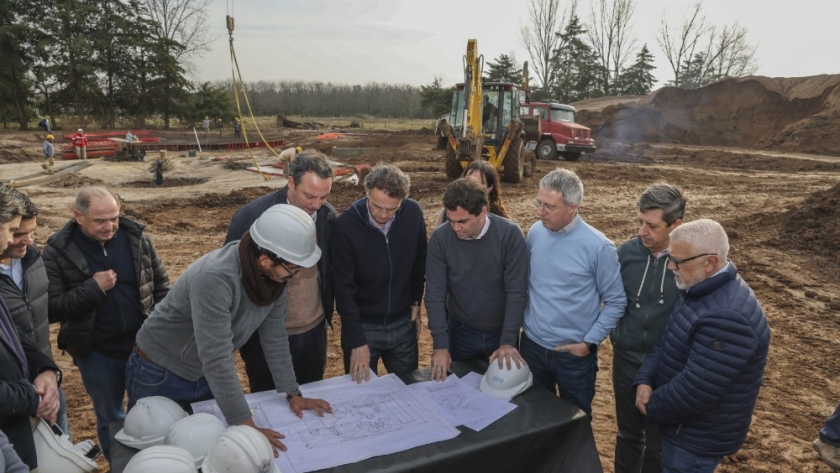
left=523, top=150, right=537, bottom=177
left=445, top=143, right=463, bottom=180
left=503, top=138, right=524, bottom=183
left=564, top=152, right=582, bottom=162
left=537, top=139, right=558, bottom=160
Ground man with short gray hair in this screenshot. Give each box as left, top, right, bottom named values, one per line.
left=43, top=186, right=169, bottom=464
left=611, top=183, right=686, bottom=473
left=634, top=218, right=770, bottom=473
left=332, top=164, right=427, bottom=382
left=226, top=149, right=336, bottom=389
left=521, top=167, right=626, bottom=417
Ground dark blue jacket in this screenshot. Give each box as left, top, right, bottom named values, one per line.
left=331, top=197, right=427, bottom=350
left=225, top=187, right=335, bottom=324
left=634, top=263, right=770, bottom=457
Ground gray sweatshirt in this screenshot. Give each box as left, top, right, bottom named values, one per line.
left=136, top=242, right=297, bottom=425
left=425, top=214, right=529, bottom=349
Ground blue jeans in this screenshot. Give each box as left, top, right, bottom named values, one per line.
left=661, top=436, right=722, bottom=473
left=821, top=403, right=840, bottom=446
left=125, top=350, right=212, bottom=414
left=344, top=316, right=418, bottom=375
left=74, top=351, right=128, bottom=462
left=448, top=318, right=505, bottom=362
left=520, top=331, right=597, bottom=417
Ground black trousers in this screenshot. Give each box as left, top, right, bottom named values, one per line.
left=613, top=352, right=662, bottom=473
left=239, top=319, right=328, bottom=393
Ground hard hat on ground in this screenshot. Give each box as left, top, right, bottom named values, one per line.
left=115, top=396, right=188, bottom=449
left=201, top=425, right=281, bottom=473
left=124, top=445, right=197, bottom=473
left=46, top=134, right=54, bottom=140
left=165, top=413, right=226, bottom=468
left=30, top=418, right=98, bottom=473
left=295, top=146, right=302, bottom=153
left=249, top=204, right=321, bottom=268
left=480, top=360, right=533, bottom=399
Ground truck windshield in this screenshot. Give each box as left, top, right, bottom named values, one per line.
left=550, top=108, right=575, bottom=123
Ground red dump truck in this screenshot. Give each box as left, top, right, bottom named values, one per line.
left=520, top=102, right=595, bottom=162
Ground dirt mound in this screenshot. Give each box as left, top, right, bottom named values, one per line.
left=774, top=182, right=840, bottom=260
left=579, top=75, right=840, bottom=156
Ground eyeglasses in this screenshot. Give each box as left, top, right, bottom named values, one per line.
left=279, top=262, right=302, bottom=278
left=369, top=199, right=402, bottom=214
left=667, top=253, right=716, bottom=270
left=532, top=199, right=565, bottom=213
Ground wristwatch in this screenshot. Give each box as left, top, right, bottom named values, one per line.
left=286, top=387, right=302, bottom=402
left=585, top=342, right=598, bottom=353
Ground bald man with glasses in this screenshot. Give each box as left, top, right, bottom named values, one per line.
left=331, top=164, right=427, bottom=382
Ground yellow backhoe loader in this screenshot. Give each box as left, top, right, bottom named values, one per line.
left=438, top=39, right=538, bottom=183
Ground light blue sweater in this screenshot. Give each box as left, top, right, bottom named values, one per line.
left=523, top=216, right=626, bottom=349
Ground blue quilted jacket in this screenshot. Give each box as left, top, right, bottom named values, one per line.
left=634, top=263, right=770, bottom=457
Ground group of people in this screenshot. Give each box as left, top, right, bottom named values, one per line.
left=0, top=149, right=835, bottom=473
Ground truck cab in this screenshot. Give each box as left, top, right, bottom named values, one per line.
left=521, top=102, right=595, bottom=161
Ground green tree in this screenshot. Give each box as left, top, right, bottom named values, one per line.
left=550, top=14, right=604, bottom=102
left=616, top=43, right=656, bottom=95
left=0, top=0, right=36, bottom=128
left=419, top=76, right=452, bottom=117
left=484, top=54, right=523, bottom=84
left=186, top=82, right=234, bottom=123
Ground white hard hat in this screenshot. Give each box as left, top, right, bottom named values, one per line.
left=115, top=397, right=188, bottom=449
left=480, top=361, right=533, bottom=399
left=201, top=425, right=281, bottom=473
left=29, top=418, right=98, bottom=473
left=165, top=413, right=226, bottom=468
left=249, top=204, right=321, bottom=268
left=77, top=128, right=83, bottom=133
left=123, top=445, right=197, bottom=473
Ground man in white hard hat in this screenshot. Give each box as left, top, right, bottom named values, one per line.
left=127, top=204, right=333, bottom=455
left=225, top=150, right=335, bottom=391
left=72, top=128, right=87, bottom=160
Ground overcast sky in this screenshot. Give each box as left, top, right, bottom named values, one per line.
left=195, top=0, right=840, bottom=89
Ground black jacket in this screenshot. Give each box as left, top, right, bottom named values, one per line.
left=42, top=216, right=170, bottom=358
left=0, top=297, right=60, bottom=470
left=331, top=197, right=427, bottom=350
left=225, top=186, right=336, bottom=324
left=0, top=245, right=51, bottom=358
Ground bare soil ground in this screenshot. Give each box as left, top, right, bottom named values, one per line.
left=3, top=75, right=840, bottom=472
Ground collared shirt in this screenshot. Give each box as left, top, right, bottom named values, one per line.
left=554, top=213, right=581, bottom=234
left=0, top=258, right=23, bottom=291
left=465, top=214, right=492, bottom=240
left=367, top=202, right=396, bottom=235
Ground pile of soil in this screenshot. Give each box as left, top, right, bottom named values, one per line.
left=777, top=182, right=840, bottom=260
left=578, top=75, right=840, bottom=156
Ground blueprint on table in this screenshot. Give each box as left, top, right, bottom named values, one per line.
left=192, top=373, right=459, bottom=473
left=406, top=374, right=516, bottom=432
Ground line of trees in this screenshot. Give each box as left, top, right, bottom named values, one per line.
left=224, top=80, right=431, bottom=119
